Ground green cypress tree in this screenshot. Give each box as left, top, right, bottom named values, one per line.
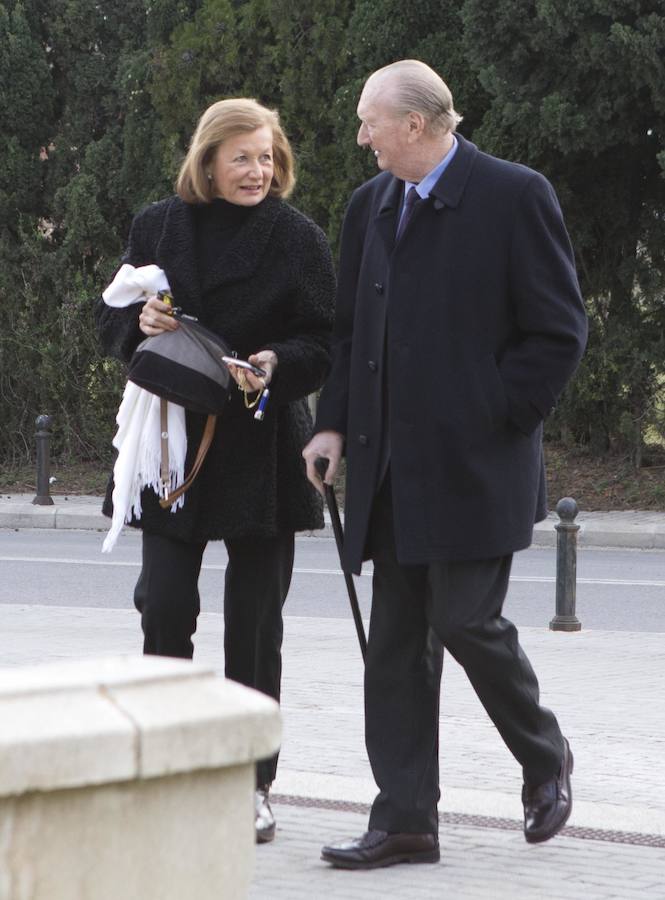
left=0, top=0, right=178, bottom=464
left=239, top=0, right=355, bottom=236
left=0, top=2, right=57, bottom=461
left=328, top=0, right=490, bottom=245
left=148, top=0, right=357, bottom=242
left=462, top=0, right=665, bottom=459
left=149, top=0, right=243, bottom=166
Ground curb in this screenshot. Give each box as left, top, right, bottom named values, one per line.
left=532, top=514, right=665, bottom=550
left=0, top=497, right=105, bottom=532
left=0, top=495, right=339, bottom=538
left=2, top=495, right=665, bottom=550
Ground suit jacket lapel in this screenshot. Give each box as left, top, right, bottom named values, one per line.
left=373, top=176, right=403, bottom=254
left=429, top=132, right=478, bottom=211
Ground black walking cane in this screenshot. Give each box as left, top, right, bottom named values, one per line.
left=316, top=458, right=367, bottom=662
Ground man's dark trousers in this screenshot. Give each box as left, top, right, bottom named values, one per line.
left=365, top=476, right=565, bottom=834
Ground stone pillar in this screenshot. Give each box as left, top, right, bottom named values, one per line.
left=0, top=656, right=281, bottom=900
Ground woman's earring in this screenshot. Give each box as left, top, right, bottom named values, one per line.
left=206, top=172, right=213, bottom=183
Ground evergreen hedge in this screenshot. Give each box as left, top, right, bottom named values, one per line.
left=1, top=0, right=664, bottom=468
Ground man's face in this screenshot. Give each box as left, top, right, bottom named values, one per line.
left=356, top=87, right=411, bottom=178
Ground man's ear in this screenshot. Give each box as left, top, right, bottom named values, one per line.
left=406, top=111, right=427, bottom=140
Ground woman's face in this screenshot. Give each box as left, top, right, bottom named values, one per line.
left=209, top=125, right=274, bottom=206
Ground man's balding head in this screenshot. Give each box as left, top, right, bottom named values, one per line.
left=362, top=60, right=462, bottom=136
left=356, top=60, right=460, bottom=181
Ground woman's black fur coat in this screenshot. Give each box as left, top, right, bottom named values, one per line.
left=94, top=195, right=335, bottom=544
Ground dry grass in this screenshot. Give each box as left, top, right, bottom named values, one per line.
left=544, top=443, right=665, bottom=511
left=0, top=460, right=109, bottom=497
left=2, top=443, right=665, bottom=511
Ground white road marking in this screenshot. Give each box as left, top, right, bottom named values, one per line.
left=0, top=556, right=664, bottom=588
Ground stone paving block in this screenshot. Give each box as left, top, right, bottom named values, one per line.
left=250, top=805, right=665, bottom=900
left=0, top=603, right=664, bottom=897
left=1, top=606, right=663, bottom=834
left=273, top=619, right=665, bottom=833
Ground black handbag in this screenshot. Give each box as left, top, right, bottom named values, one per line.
left=127, top=310, right=233, bottom=508
left=128, top=312, right=232, bottom=415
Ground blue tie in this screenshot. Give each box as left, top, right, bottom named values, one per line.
left=396, top=186, right=420, bottom=240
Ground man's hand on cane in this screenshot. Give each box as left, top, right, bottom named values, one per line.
left=302, top=431, right=344, bottom=496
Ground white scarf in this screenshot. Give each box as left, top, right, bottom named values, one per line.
left=101, top=264, right=187, bottom=552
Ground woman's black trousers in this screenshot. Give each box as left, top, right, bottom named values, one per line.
left=133, top=530, right=295, bottom=787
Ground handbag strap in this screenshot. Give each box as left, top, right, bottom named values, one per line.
left=160, top=399, right=170, bottom=490
left=159, top=413, right=217, bottom=509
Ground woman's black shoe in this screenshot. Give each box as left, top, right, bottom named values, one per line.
left=255, top=786, right=276, bottom=844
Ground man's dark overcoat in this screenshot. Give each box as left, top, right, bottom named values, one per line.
left=95, top=195, right=335, bottom=543
left=315, top=134, right=587, bottom=573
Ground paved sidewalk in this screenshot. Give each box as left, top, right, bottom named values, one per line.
left=2, top=494, right=665, bottom=897
left=253, top=806, right=664, bottom=900
left=4, top=492, right=665, bottom=548
left=0, top=603, right=663, bottom=898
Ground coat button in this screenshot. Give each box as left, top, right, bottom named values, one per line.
left=368, top=360, right=377, bottom=372
left=358, top=434, right=369, bottom=446
left=374, top=282, right=384, bottom=294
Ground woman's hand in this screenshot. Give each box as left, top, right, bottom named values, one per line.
left=138, top=295, right=179, bottom=336
left=227, top=350, right=278, bottom=393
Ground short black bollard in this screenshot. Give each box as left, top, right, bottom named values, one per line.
left=549, top=497, right=581, bottom=632
left=32, top=414, right=54, bottom=506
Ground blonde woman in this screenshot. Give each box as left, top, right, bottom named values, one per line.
left=95, top=99, right=335, bottom=842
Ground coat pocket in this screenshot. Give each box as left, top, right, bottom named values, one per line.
left=445, top=353, right=509, bottom=448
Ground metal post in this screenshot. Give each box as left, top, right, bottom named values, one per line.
left=33, top=414, right=54, bottom=506
left=549, top=497, right=581, bottom=632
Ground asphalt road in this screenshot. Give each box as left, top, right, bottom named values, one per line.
left=1, top=528, right=664, bottom=632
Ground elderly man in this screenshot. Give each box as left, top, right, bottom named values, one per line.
left=303, top=60, right=587, bottom=869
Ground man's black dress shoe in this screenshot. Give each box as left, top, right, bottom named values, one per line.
left=523, top=737, right=573, bottom=843
left=321, top=830, right=440, bottom=869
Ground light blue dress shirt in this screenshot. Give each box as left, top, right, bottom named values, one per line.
left=397, top=135, right=459, bottom=230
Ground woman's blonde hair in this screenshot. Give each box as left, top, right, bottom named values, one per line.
left=176, top=98, right=295, bottom=204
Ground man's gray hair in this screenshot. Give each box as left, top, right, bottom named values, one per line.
left=368, top=59, right=463, bottom=134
